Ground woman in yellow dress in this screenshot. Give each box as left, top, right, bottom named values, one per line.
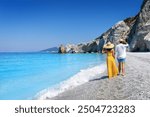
left=102, top=42, right=118, bottom=79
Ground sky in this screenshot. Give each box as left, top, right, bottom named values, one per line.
left=0, top=0, right=143, bottom=52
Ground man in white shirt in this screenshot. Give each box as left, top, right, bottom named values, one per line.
left=115, top=39, right=128, bottom=76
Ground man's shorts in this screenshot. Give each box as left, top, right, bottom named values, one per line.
left=117, top=58, right=126, bottom=63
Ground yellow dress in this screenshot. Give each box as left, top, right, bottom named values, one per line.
left=106, top=50, right=118, bottom=79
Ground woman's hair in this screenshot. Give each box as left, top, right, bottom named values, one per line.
left=106, top=48, right=112, bottom=51
left=119, top=39, right=127, bottom=44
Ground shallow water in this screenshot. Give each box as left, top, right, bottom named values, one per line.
left=0, top=52, right=105, bottom=99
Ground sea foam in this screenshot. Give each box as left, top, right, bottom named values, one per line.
left=35, top=64, right=106, bottom=100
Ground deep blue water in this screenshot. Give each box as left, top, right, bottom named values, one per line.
left=0, top=52, right=105, bottom=100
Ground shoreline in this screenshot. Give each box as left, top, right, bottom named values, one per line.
left=36, top=64, right=106, bottom=100
left=49, top=52, right=150, bottom=100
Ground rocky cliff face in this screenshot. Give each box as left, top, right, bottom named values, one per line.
left=59, top=0, right=150, bottom=53
left=128, top=0, right=150, bottom=51
left=96, top=18, right=136, bottom=52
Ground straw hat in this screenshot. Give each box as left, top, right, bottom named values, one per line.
left=103, top=42, right=114, bottom=49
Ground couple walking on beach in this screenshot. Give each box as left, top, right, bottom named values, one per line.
left=102, top=39, right=128, bottom=79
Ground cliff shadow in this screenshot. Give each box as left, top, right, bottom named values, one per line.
left=89, top=76, right=108, bottom=82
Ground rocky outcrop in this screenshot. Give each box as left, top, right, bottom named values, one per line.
left=128, top=0, right=150, bottom=51
left=78, top=40, right=99, bottom=53
left=63, top=40, right=99, bottom=53
left=58, top=45, right=66, bottom=53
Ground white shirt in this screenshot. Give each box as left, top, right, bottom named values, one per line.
left=115, top=43, right=128, bottom=59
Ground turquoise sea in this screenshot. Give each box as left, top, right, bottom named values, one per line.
left=0, top=52, right=106, bottom=100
